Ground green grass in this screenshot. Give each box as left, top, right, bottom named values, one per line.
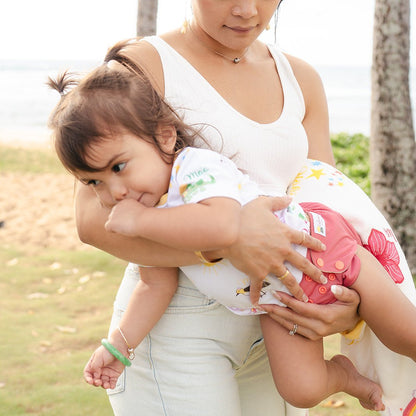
left=0, top=136, right=409, bottom=415
left=0, top=246, right=124, bottom=416
left=331, top=132, right=370, bottom=196
left=0, top=246, right=376, bottom=416
left=0, top=145, right=65, bottom=174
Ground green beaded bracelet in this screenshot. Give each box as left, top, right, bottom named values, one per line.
left=101, top=338, right=132, bottom=367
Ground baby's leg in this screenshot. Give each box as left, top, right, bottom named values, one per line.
left=352, top=246, right=416, bottom=360
left=260, top=314, right=384, bottom=410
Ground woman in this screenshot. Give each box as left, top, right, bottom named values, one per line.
left=78, top=1, right=361, bottom=414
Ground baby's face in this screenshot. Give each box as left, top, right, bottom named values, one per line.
left=77, top=132, right=173, bottom=209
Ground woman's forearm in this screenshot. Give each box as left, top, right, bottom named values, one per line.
left=75, top=184, right=198, bottom=266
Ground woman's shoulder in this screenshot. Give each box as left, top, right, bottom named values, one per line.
left=283, top=53, right=323, bottom=87
left=119, top=30, right=185, bottom=96
left=283, top=53, right=326, bottom=107
left=120, top=37, right=166, bottom=94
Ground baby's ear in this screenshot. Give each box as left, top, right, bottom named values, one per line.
left=156, top=124, right=177, bottom=152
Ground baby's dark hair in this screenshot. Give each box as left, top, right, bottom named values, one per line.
left=48, top=40, right=200, bottom=175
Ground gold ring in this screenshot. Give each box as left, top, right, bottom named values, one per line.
left=277, top=269, right=289, bottom=280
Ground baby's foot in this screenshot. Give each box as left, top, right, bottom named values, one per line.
left=331, top=354, right=385, bottom=412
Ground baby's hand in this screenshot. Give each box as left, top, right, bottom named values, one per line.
left=105, top=199, right=146, bottom=236
left=83, top=345, right=126, bottom=389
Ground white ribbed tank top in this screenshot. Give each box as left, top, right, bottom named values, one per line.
left=143, top=36, right=308, bottom=196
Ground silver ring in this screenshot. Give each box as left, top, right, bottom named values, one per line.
left=289, top=323, right=298, bottom=336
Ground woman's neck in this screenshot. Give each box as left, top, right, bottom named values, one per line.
left=186, top=22, right=251, bottom=64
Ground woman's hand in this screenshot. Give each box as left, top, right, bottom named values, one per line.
left=260, top=285, right=361, bottom=340
left=209, top=196, right=326, bottom=305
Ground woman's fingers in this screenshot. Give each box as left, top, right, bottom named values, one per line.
left=284, top=249, right=327, bottom=284
left=229, top=195, right=330, bottom=302
left=250, top=268, right=308, bottom=304
left=266, top=195, right=293, bottom=211
left=261, top=287, right=361, bottom=340
left=260, top=299, right=325, bottom=341
left=274, top=268, right=308, bottom=302
left=330, top=284, right=360, bottom=304
left=249, top=277, right=264, bottom=305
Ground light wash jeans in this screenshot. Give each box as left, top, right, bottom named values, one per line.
left=107, top=263, right=307, bottom=416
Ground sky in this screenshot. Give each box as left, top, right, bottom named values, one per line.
left=1, top=0, right=415, bottom=67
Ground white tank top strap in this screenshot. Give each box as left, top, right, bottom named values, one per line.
left=266, top=45, right=306, bottom=123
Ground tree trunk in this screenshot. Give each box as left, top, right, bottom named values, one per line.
left=137, top=0, right=158, bottom=36
left=371, top=0, right=416, bottom=273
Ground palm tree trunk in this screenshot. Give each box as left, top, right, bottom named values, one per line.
left=137, top=0, right=159, bottom=36
left=371, top=0, right=416, bottom=272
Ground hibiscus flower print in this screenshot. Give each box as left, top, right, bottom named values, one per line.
left=363, top=228, right=404, bottom=284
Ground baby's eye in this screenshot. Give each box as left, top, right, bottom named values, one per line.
left=86, top=179, right=101, bottom=187
left=112, top=162, right=126, bottom=173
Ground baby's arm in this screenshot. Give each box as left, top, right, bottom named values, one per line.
left=84, top=266, right=178, bottom=389
left=105, top=197, right=242, bottom=251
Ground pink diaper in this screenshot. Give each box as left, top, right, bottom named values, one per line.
left=299, top=202, right=362, bottom=304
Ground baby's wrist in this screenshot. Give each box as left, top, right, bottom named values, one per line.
left=108, top=332, right=129, bottom=357
left=101, top=338, right=131, bottom=367
left=110, top=327, right=136, bottom=361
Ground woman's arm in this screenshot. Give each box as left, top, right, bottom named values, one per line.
left=286, top=54, right=335, bottom=165
left=263, top=54, right=361, bottom=337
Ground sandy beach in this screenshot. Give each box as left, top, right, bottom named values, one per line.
left=0, top=144, right=87, bottom=251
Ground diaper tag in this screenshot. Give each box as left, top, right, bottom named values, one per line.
left=310, top=212, right=326, bottom=237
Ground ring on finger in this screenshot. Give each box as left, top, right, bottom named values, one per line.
left=277, top=269, right=289, bottom=280
left=289, top=323, right=298, bottom=336
left=299, top=231, right=306, bottom=245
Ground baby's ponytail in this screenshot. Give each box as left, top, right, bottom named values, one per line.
left=47, top=70, right=78, bottom=96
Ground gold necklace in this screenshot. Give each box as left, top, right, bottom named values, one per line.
left=188, top=24, right=249, bottom=64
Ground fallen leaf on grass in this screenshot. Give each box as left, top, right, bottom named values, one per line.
left=78, top=275, right=90, bottom=284
left=49, top=262, right=61, bottom=270
left=27, top=292, right=49, bottom=299
left=321, top=399, right=345, bottom=408
left=57, top=286, right=66, bottom=294
left=92, top=271, right=106, bottom=278
left=64, top=268, right=79, bottom=275
left=55, top=325, right=76, bottom=334
left=6, top=258, right=18, bottom=266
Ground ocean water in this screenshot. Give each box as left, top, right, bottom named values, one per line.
left=0, top=59, right=100, bottom=146
left=0, top=60, right=415, bottom=146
